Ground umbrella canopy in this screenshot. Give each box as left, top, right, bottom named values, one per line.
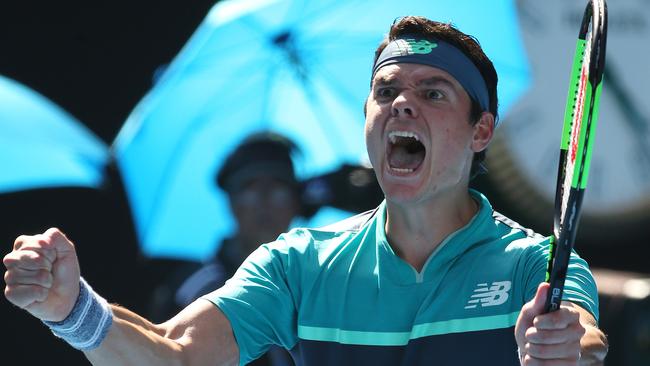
left=113, top=0, right=530, bottom=260
left=0, top=75, right=108, bottom=193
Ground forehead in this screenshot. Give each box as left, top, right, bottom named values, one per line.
left=372, top=63, right=462, bottom=88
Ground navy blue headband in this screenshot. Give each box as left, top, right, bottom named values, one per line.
left=372, top=36, right=490, bottom=113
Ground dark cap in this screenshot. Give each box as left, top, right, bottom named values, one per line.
left=216, top=132, right=299, bottom=193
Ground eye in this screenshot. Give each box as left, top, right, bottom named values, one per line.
left=426, top=89, right=444, bottom=100
left=375, top=87, right=396, bottom=98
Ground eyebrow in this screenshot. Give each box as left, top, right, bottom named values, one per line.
left=373, top=76, right=396, bottom=87
left=372, top=75, right=457, bottom=89
left=417, top=76, right=456, bottom=89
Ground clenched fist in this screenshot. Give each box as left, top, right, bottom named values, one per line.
left=4, top=228, right=80, bottom=322
left=515, top=282, right=587, bottom=365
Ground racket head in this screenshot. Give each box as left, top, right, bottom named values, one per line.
left=545, top=0, right=607, bottom=313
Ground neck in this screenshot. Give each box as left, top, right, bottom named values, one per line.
left=384, top=189, right=478, bottom=272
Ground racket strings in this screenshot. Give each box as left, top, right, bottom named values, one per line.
left=560, top=32, right=592, bottom=228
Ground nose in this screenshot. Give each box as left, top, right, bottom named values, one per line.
left=391, top=92, right=418, bottom=118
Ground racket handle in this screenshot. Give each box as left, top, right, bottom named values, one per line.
left=544, top=233, right=573, bottom=313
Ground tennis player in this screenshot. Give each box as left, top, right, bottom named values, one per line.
left=4, top=16, right=607, bottom=365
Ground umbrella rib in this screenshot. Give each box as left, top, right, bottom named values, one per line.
left=260, top=60, right=277, bottom=129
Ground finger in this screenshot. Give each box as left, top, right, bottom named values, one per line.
left=3, top=249, right=54, bottom=271
left=13, top=228, right=71, bottom=256
left=10, top=233, right=58, bottom=265
left=13, top=234, right=32, bottom=250
left=4, top=267, right=54, bottom=288
left=522, top=354, right=580, bottom=366
left=534, top=307, right=582, bottom=330
left=4, top=284, right=49, bottom=308
left=526, top=322, right=585, bottom=344
left=44, top=227, right=68, bottom=239
left=524, top=341, right=581, bottom=362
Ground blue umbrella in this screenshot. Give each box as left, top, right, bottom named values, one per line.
left=113, top=0, right=530, bottom=261
left=0, top=75, right=108, bottom=193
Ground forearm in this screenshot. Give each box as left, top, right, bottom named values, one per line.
left=86, top=300, right=239, bottom=366
left=84, top=305, right=186, bottom=366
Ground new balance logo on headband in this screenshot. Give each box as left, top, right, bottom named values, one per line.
left=464, top=281, right=511, bottom=309
left=391, top=39, right=438, bottom=56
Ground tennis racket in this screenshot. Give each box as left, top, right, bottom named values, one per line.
left=544, top=0, right=608, bottom=313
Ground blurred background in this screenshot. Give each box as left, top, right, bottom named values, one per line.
left=1, top=0, right=648, bottom=364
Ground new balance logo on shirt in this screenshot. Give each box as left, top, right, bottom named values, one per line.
left=464, top=281, right=512, bottom=309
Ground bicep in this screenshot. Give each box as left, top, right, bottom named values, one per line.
left=164, top=299, right=240, bottom=366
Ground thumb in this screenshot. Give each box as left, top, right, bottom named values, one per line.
left=515, top=282, right=550, bottom=347
left=530, top=282, right=550, bottom=315
left=522, top=282, right=549, bottom=324
left=42, top=227, right=75, bottom=255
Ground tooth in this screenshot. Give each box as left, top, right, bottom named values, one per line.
left=392, top=167, right=414, bottom=173
left=388, top=131, right=419, bottom=141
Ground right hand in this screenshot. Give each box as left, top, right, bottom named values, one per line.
left=3, top=228, right=80, bottom=322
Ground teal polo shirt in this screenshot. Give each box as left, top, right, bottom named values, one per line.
left=204, top=190, right=598, bottom=365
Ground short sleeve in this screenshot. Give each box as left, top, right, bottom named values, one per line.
left=201, top=238, right=298, bottom=365
left=521, top=238, right=600, bottom=322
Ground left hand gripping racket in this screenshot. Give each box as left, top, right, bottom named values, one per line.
left=544, top=0, right=608, bottom=313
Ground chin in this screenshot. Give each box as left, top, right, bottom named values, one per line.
left=381, top=181, right=429, bottom=205
left=376, top=162, right=430, bottom=202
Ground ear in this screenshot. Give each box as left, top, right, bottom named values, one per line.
left=471, top=112, right=495, bottom=153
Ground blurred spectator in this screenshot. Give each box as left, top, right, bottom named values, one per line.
left=149, top=132, right=301, bottom=366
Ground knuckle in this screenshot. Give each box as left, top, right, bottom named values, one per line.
left=34, top=235, right=56, bottom=252
left=3, top=252, right=15, bottom=266
left=38, top=270, right=53, bottom=285
left=45, top=228, right=74, bottom=249
left=3, top=270, right=12, bottom=283
left=526, top=343, right=552, bottom=359
left=14, top=234, right=53, bottom=252
left=573, top=323, right=586, bottom=337
left=45, top=227, right=64, bottom=241
left=13, top=235, right=29, bottom=249
left=44, top=227, right=60, bottom=235
left=36, top=238, right=51, bottom=248
left=28, top=251, right=47, bottom=267
left=543, top=312, right=563, bottom=328
left=525, top=327, right=537, bottom=339
left=36, top=286, right=49, bottom=301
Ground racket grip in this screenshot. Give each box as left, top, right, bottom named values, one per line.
left=544, top=234, right=573, bottom=313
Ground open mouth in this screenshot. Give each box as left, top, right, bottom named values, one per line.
left=387, top=131, right=426, bottom=174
